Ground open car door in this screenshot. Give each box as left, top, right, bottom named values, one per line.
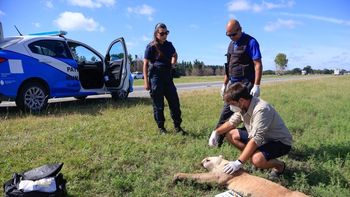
left=104, top=37, right=128, bottom=90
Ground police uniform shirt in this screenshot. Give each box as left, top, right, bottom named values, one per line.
left=144, top=41, right=176, bottom=68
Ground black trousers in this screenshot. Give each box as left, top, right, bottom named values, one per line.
left=149, top=67, right=182, bottom=129
left=216, top=79, right=253, bottom=146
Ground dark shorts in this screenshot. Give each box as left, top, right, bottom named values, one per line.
left=238, top=128, right=291, bottom=161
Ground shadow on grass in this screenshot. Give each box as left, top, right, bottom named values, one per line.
left=285, top=142, right=350, bottom=188
left=289, top=143, right=350, bottom=163
left=0, top=96, right=153, bottom=119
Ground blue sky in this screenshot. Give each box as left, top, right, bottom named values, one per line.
left=1, top=0, right=350, bottom=71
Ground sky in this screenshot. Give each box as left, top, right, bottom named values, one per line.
left=1, top=0, right=350, bottom=71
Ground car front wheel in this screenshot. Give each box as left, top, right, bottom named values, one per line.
left=16, top=82, right=49, bottom=112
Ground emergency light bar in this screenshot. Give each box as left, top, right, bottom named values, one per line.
left=28, top=30, right=67, bottom=36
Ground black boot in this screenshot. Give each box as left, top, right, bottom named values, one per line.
left=217, top=134, right=225, bottom=147
left=159, top=127, right=167, bottom=135
left=175, top=126, right=188, bottom=135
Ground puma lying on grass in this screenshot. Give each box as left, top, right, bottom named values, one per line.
left=173, top=155, right=308, bottom=197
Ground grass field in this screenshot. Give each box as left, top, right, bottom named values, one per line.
left=1, top=75, right=349, bottom=196
left=132, top=74, right=317, bottom=86
left=132, top=75, right=225, bottom=86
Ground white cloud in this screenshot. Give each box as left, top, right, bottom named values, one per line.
left=227, top=0, right=251, bottom=12
left=45, top=1, right=53, bottom=8
left=228, top=13, right=236, bottom=19
left=0, top=10, right=5, bottom=16
left=227, top=0, right=294, bottom=13
left=264, top=18, right=299, bottom=32
left=54, top=12, right=105, bottom=32
left=67, top=0, right=115, bottom=8
left=99, top=26, right=105, bottom=32
left=142, top=35, right=151, bottom=42
left=127, top=4, right=155, bottom=21
left=281, top=12, right=350, bottom=26
left=262, top=0, right=295, bottom=9
left=33, top=22, right=41, bottom=28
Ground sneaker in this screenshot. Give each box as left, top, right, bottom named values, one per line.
left=217, top=134, right=225, bottom=147
left=175, top=126, right=188, bottom=135
left=159, top=127, right=167, bottom=134
left=268, top=162, right=286, bottom=180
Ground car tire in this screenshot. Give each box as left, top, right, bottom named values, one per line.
left=111, top=90, right=129, bottom=100
left=16, top=82, right=49, bottom=112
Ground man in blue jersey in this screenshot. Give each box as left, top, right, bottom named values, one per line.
left=209, top=19, right=263, bottom=147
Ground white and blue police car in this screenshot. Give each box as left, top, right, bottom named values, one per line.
left=0, top=29, right=133, bottom=112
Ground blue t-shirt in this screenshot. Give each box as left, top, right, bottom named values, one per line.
left=144, top=41, right=176, bottom=68
left=230, top=33, right=262, bottom=61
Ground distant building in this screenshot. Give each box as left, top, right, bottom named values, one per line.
left=301, top=70, right=307, bottom=75
left=334, top=68, right=341, bottom=75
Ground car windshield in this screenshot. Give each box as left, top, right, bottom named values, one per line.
left=0, top=37, right=23, bottom=49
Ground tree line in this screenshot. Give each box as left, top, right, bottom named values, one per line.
left=274, top=53, right=346, bottom=75
left=128, top=53, right=345, bottom=77
left=129, top=55, right=225, bottom=77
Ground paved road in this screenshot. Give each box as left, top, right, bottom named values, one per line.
left=0, top=75, right=332, bottom=108
left=130, top=75, right=332, bottom=97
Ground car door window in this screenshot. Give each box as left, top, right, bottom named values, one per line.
left=68, top=43, right=102, bottom=64
left=109, top=42, right=124, bottom=62
left=28, top=40, right=72, bottom=58
left=104, top=39, right=127, bottom=88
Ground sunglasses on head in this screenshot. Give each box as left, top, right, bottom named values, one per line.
left=158, top=31, right=169, bottom=36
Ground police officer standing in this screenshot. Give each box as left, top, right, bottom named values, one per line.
left=213, top=19, right=263, bottom=146
left=143, top=23, right=186, bottom=135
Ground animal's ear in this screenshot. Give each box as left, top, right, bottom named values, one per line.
left=219, top=155, right=223, bottom=159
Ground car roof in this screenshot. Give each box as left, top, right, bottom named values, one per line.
left=2, top=34, right=103, bottom=58
left=3, top=35, right=66, bottom=44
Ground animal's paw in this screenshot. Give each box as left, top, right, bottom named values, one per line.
left=172, top=173, right=184, bottom=184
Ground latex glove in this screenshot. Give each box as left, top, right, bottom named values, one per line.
left=223, top=160, right=243, bottom=174
left=250, top=85, right=260, bottom=97
left=220, top=84, right=227, bottom=98
left=208, top=130, right=219, bottom=147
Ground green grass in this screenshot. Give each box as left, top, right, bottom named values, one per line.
left=132, top=74, right=324, bottom=86
left=132, top=75, right=224, bottom=86
left=1, top=75, right=350, bottom=196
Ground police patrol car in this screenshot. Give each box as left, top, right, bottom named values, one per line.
left=0, top=27, right=133, bottom=111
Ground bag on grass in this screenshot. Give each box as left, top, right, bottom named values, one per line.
left=3, top=163, right=67, bottom=197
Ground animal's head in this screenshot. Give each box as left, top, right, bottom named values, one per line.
left=201, top=155, right=224, bottom=171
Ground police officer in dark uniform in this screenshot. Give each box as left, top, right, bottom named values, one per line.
left=209, top=19, right=263, bottom=146
left=143, top=23, right=186, bottom=135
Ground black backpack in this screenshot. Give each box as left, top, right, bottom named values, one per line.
left=3, top=163, right=67, bottom=197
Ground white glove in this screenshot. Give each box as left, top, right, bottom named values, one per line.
left=220, top=84, right=227, bottom=98
left=223, top=160, right=243, bottom=174
left=250, top=85, right=260, bottom=97
left=208, top=130, right=219, bottom=147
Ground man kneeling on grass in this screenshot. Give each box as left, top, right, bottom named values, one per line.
left=208, top=82, right=293, bottom=179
